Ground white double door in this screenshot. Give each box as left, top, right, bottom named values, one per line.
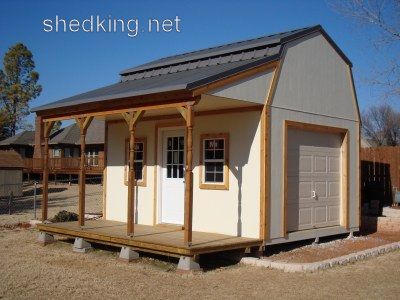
left=160, top=129, right=185, bottom=225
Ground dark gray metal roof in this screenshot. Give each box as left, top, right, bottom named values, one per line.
left=0, top=131, right=35, bottom=146
left=50, top=119, right=104, bottom=145
left=32, top=25, right=351, bottom=113
left=119, top=27, right=308, bottom=76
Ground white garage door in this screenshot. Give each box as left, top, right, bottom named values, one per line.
left=287, top=128, right=341, bottom=232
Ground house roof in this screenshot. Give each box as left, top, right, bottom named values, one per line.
left=0, top=120, right=104, bottom=147
left=32, top=25, right=351, bottom=113
left=49, top=119, right=104, bottom=145
left=0, top=131, right=35, bottom=146
left=0, top=150, right=24, bottom=168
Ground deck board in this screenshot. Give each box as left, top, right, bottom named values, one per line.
left=37, top=220, right=261, bottom=256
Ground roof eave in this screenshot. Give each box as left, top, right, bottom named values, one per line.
left=34, top=88, right=194, bottom=120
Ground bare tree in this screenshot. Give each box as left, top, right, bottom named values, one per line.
left=329, top=0, right=400, bottom=99
left=362, top=103, right=400, bottom=146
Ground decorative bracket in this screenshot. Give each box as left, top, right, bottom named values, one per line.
left=121, top=110, right=144, bottom=131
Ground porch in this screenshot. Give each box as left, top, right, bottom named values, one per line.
left=37, top=219, right=261, bottom=257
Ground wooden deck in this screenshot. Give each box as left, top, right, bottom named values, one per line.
left=37, top=220, right=261, bottom=257
left=23, top=157, right=104, bottom=175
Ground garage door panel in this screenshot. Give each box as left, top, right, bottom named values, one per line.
left=329, top=157, right=340, bottom=173
left=287, top=128, right=341, bottom=232
left=314, top=156, right=327, bottom=172
left=287, top=204, right=312, bottom=230
left=314, top=206, right=328, bottom=224
left=328, top=205, right=340, bottom=222
left=328, top=182, right=340, bottom=197
left=314, top=181, right=327, bottom=198
left=299, top=155, right=312, bottom=173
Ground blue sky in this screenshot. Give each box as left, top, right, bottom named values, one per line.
left=0, top=0, right=398, bottom=128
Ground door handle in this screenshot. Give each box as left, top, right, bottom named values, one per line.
left=312, top=191, right=317, bottom=199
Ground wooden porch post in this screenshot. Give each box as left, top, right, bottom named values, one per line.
left=75, top=116, right=93, bottom=227
left=42, top=121, right=54, bottom=221
left=122, top=110, right=144, bottom=236
left=184, top=105, right=194, bottom=245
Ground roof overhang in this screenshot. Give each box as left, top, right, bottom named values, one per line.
left=36, top=58, right=279, bottom=122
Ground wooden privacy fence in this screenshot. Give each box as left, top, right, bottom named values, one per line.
left=361, top=147, right=400, bottom=209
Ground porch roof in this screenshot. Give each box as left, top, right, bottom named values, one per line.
left=31, top=56, right=277, bottom=113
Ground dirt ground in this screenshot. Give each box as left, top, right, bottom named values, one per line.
left=0, top=182, right=102, bottom=226
left=0, top=228, right=399, bottom=299
left=267, top=231, right=400, bottom=263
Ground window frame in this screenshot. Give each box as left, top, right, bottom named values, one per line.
left=52, top=147, right=62, bottom=158
left=199, top=133, right=229, bottom=190
left=124, top=137, right=147, bottom=187
left=86, top=146, right=99, bottom=166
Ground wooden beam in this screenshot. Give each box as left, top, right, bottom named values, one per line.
left=41, top=121, right=54, bottom=221
left=122, top=110, right=144, bottom=236
left=184, top=105, right=194, bottom=246
left=127, top=127, right=136, bottom=236
left=75, top=116, right=93, bottom=227
left=122, top=110, right=145, bottom=131
left=43, top=100, right=195, bottom=122
left=341, top=131, right=350, bottom=229
left=176, top=106, right=187, bottom=121
left=260, top=65, right=277, bottom=242
left=43, top=121, right=55, bottom=137
left=192, top=60, right=278, bottom=97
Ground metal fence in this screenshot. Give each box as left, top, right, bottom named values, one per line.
left=0, top=176, right=103, bottom=226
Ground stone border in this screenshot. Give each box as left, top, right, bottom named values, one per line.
left=241, top=241, right=400, bottom=273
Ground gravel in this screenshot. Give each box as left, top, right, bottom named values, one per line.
left=266, top=231, right=400, bottom=263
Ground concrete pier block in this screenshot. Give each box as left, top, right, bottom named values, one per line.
left=72, top=238, right=92, bottom=253
left=347, top=231, right=354, bottom=239
left=119, top=246, right=139, bottom=262
left=37, top=232, right=54, bottom=245
left=177, top=256, right=201, bottom=272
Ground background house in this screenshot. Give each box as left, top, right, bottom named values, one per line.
left=0, top=131, right=35, bottom=158
left=0, top=120, right=105, bottom=178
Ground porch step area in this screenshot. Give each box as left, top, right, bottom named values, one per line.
left=37, top=220, right=261, bottom=257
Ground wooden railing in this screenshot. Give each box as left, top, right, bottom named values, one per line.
left=23, top=157, right=104, bottom=174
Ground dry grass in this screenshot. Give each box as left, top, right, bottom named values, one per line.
left=0, top=228, right=399, bottom=299
left=0, top=182, right=102, bottom=226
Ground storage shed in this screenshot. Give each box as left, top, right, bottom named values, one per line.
left=33, top=25, right=360, bottom=270
left=0, top=150, right=24, bottom=197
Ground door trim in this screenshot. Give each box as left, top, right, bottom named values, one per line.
left=154, top=123, right=185, bottom=225
left=282, top=120, right=349, bottom=237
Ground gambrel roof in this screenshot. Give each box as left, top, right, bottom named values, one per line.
left=32, top=25, right=351, bottom=113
